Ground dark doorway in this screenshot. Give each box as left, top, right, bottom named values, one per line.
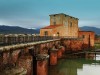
left=44, top=31, right=48, bottom=36
left=57, top=32, right=59, bottom=37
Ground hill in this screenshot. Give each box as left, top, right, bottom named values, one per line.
left=0, top=25, right=100, bottom=35
left=80, top=26, right=100, bottom=35
left=0, top=25, right=39, bottom=34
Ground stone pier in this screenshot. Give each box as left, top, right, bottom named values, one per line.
left=57, top=46, right=63, bottom=59
left=36, top=54, right=49, bottom=75
left=49, top=49, right=58, bottom=65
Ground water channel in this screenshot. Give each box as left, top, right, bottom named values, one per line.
left=49, top=54, right=100, bottom=75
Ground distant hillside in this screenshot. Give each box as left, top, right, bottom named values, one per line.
left=0, top=25, right=39, bottom=34
left=0, top=25, right=100, bottom=35
left=80, top=26, right=100, bottom=35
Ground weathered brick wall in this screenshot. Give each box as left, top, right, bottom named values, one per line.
left=78, top=31, right=95, bottom=48
left=53, top=26, right=68, bottom=36
left=37, top=59, right=48, bottom=75
left=40, top=29, right=52, bottom=36
left=95, top=38, right=100, bottom=43
left=40, top=25, right=78, bottom=37
left=61, top=39, right=83, bottom=52
left=50, top=14, right=63, bottom=25
left=11, top=50, right=20, bottom=64
left=17, top=54, right=33, bottom=75
left=0, top=48, right=33, bottom=74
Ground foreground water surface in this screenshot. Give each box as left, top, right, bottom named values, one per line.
left=49, top=54, right=100, bottom=75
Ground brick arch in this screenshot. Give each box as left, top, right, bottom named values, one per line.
left=29, top=47, right=35, bottom=56
left=17, top=49, right=24, bottom=59
left=42, top=47, right=49, bottom=54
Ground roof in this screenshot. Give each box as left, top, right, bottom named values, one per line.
left=49, top=13, right=79, bottom=20
left=49, top=13, right=66, bottom=16
left=41, top=25, right=62, bottom=29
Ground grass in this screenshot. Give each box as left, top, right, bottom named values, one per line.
left=95, top=43, right=100, bottom=49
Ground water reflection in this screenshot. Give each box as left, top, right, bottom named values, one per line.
left=49, top=54, right=100, bottom=75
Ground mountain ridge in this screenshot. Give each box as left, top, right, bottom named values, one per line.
left=0, top=25, right=39, bottom=34
left=80, top=26, right=100, bottom=35
left=0, top=25, right=100, bottom=35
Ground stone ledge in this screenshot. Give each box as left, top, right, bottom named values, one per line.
left=50, top=49, right=58, bottom=52
left=36, top=54, right=49, bottom=60
left=0, top=39, right=60, bottom=52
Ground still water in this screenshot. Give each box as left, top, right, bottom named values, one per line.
left=49, top=54, right=100, bottom=75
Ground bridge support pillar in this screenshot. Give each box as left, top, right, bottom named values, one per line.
left=57, top=46, right=63, bottom=58
left=49, top=49, right=58, bottom=65
left=61, top=46, right=65, bottom=53
left=36, top=54, right=49, bottom=75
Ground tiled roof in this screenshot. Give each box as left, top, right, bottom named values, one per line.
left=41, top=25, right=62, bottom=29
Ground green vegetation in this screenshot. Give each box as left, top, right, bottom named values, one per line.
left=95, top=43, right=100, bottom=49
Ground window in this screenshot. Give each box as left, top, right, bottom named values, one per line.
left=54, top=22, right=56, bottom=25
left=82, top=35, right=85, bottom=38
left=44, top=31, right=48, bottom=36
left=53, top=17, right=56, bottom=25
left=70, top=22, right=72, bottom=27
left=57, top=32, right=59, bottom=36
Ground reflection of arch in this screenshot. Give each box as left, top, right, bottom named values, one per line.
left=57, top=32, right=59, bottom=36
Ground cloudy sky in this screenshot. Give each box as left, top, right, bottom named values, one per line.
left=0, top=0, right=100, bottom=28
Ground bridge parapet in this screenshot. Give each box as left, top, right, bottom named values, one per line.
left=0, top=34, right=81, bottom=46
left=0, top=34, right=60, bottom=46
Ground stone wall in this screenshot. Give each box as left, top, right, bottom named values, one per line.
left=95, top=38, right=100, bottom=43
left=61, top=39, right=83, bottom=52
left=40, top=29, right=52, bottom=36
left=78, top=31, right=95, bottom=48
left=40, top=13, right=79, bottom=37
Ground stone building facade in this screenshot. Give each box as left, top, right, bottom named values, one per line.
left=40, top=13, right=78, bottom=37
left=78, top=31, right=95, bottom=47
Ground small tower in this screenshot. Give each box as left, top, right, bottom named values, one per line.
left=49, top=13, right=64, bottom=25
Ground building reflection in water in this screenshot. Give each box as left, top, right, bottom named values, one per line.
left=49, top=54, right=100, bottom=75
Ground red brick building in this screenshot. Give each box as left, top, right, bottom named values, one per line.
left=78, top=31, right=95, bottom=47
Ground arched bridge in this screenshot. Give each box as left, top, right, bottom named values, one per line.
left=0, top=34, right=94, bottom=75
